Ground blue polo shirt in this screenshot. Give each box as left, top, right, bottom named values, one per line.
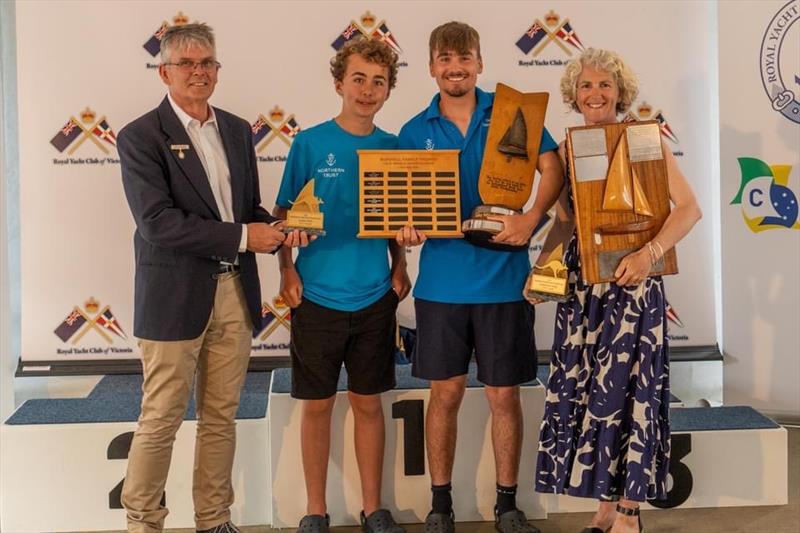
left=398, top=87, right=557, bottom=303
left=276, top=120, right=397, bottom=312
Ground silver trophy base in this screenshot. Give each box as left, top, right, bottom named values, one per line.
left=462, top=205, right=527, bottom=252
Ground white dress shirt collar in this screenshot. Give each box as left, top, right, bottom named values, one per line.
left=167, top=93, right=218, bottom=129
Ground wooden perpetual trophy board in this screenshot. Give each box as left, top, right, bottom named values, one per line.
left=566, top=120, right=677, bottom=284
left=357, top=150, right=462, bottom=238
left=476, top=83, right=549, bottom=210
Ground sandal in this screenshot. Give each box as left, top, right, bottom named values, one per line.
left=616, top=504, right=644, bottom=533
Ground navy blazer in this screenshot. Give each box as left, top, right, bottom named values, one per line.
left=119, top=96, right=276, bottom=341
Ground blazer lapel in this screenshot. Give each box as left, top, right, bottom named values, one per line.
left=157, top=97, right=221, bottom=220
left=216, top=109, right=245, bottom=222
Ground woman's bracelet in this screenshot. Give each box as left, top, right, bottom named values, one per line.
left=646, top=240, right=665, bottom=267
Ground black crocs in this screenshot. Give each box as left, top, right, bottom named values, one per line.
left=494, top=507, right=541, bottom=533
left=423, top=510, right=455, bottom=533
left=298, top=513, right=330, bottom=533
left=361, top=509, right=405, bottom=533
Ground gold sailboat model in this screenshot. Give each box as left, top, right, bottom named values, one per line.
left=285, top=179, right=326, bottom=235
left=596, top=133, right=656, bottom=235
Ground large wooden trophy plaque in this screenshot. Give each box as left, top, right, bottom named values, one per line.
left=357, top=149, right=462, bottom=238
left=566, top=120, right=677, bottom=284
left=462, top=83, right=549, bottom=251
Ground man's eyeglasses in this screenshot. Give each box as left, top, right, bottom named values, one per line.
left=163, top=59, right=221, bottom=72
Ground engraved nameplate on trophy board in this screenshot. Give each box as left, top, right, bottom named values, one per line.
left=566, top=120, right=677, bottom=284
left=357, top=150, right=462, bottom=238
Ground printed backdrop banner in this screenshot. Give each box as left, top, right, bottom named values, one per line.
left=16, top=1, right=718, bottom=365
left=719, top=0, right=800, bottom=420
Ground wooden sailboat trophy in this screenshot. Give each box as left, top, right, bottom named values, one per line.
left=462, top=83, right=549, bottom=252
left=566, top=120, right=677, bottom=284
left=285, top=179, right=326, bottom=235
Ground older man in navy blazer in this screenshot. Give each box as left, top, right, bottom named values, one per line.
left=118, top=23, right=301, bottom=533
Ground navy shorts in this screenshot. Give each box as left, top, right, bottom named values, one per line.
left=290, top=289, right=398, bottom=399
left=412, top=298, right=537, bottom=386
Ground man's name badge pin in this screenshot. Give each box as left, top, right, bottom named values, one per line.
left=170, top=144, right=190, bottom=159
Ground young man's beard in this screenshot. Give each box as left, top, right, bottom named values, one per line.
left=443, top=86, right=471, bottom=98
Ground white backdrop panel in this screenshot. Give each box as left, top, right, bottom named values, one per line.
left=16, top=1, right=718, bottom=364
left=719, top=0, right=800, bottom=420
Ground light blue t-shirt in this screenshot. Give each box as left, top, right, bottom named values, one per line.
left=398, top=87, right=558, bottom=304
left=276, top=120, right=398, bottom=312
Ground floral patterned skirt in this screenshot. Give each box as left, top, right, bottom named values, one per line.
left=534, top=236, right=671, bottom=502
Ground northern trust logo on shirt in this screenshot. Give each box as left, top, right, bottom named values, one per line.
left=318, top=152, right=345, bottom=178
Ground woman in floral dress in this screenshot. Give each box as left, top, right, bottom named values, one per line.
left=530, top=48, right=702, bottom=533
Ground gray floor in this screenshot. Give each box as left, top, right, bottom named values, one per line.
left=96, top=427, right=800, bottom=533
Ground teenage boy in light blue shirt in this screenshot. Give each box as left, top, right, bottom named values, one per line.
left=274, top=39, right=409, bottom=533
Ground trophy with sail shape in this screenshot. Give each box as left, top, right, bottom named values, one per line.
left=284, top=179, right=326, bottom=236
left=462, top=84, right=549, bottom=252
left=526, top=242, right=572, bottom=302
left=566, top=120, right=677, bottom=284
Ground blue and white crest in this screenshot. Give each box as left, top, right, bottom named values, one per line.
left=759, top=1, right=800, bottom=124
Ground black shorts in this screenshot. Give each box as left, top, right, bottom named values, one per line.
left=290, top=289, right=398, bottom=399
left=412, top=298, right=537, bottom=386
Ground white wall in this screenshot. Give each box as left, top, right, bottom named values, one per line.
left=1, top=0, right=18, bottom=420
left=719, top=0, right=800, bottom=422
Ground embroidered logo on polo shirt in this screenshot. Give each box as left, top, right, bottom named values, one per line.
left=318, top=152, right=345, bottom=178
left=425, top=138, right=435, bottom=150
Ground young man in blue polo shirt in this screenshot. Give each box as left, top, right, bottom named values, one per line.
left=397, top=22, right=563, bottom=533
left=274, top=39, right=410, bottom=533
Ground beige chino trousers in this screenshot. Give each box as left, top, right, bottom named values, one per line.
left=121, top=272, right=253, bottom=532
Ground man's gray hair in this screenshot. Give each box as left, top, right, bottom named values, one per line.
left=160, top=23, right=216, bottom=62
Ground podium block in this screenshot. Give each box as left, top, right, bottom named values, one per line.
left=269, top=364, right=546, bottom=527
left=1, top=374, right=271, bottom=532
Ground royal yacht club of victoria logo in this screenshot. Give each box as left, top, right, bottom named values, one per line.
left=760, top=0, right=799, bottom=124
left=251, top=106, right=301, bottom=163
left=332, top=11, right=407, bottom=67
left=50, top=107, right=119, bottom=166
left=623, top=101, right=683, bottom=157
left=143, top=11, right=191, bottom=68
left=516, top=10, right=585, bottom=66
left=53, top=297, right=132, bottom=355
left=252, top=296, right=291, bottom=351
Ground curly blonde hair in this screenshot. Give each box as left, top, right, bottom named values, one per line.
left=330, top=39, right=398, bottom=90
left=560, top=48, right=639, bottom=115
